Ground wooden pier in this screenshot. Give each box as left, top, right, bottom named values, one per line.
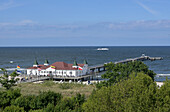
left=89, top=54, right=163, bottom=73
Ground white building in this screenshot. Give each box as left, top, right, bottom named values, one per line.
left=27, top=59, right=89, bottom=77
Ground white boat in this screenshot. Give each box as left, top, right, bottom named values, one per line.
left=97, top=48, right=109, bottom=51
left=10, top=61, right=13, bottom=64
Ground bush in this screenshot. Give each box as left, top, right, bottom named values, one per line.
left=12, top=91, right=62, bottom=111
left=3, top=105, right=25, bottom=112
left=36, top=91, right=62, bottom=109
left=55, top=93, right=85, bottom=112
left=0, top=89, right=21, bottom=108
left=12, top=95, right=37, bottom=111
left=43, top=103, right=55, bottom=112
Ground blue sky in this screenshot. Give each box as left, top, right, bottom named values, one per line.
left=0, top=0, right=170, bottom=46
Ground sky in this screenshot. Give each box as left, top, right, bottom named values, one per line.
left=0, top=0, right=170, bottom=46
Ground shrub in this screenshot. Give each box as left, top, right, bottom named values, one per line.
left=0, top=89, right=21, bottom=108
left=3, top=105, right=25, bottom=112
left=36, top=91, right=62, bottom=109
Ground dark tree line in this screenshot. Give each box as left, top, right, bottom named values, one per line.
left=0, top=90, right=85, bottom=112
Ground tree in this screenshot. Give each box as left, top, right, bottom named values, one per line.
left=0, top=89, right=21, bottom=109
left=36, top=91, right=62, bottom=109
left=0, top=68, right=19, bottom=90
left=83, top=73, right=159, bottom=112
left=97, top=61, right=156, bottom=88
left=55, top=93, right=85, bottom=112
left=3, top=105, right=25, bottom=112
left=155, top=79, right=170, bottom=112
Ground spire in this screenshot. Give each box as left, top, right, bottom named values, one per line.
left=84, top=59, right=88, bottom=64
left=44, top=59, right=49, bottom=66
left=72, top=60, right=78, bottom=68
left=73, top=60, right=78, bottom=66
left=33, top=59, right=38, bottom=67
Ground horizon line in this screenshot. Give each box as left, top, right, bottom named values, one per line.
left=0, top=45, right=170, bottom=47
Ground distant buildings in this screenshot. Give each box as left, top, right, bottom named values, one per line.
left=27, top=59, right=89, bottom=77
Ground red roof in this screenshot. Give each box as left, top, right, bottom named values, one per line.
left=51, top=62, right=84, bottom=70
left=27, top=62, right=84, bottom=70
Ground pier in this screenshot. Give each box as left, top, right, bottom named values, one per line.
left=89, top=54, right=163, bottom=73
left=0, top=54, right=163, bottom=82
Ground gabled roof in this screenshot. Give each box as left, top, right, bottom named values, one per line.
left=51, top=62, right=84, bottom=70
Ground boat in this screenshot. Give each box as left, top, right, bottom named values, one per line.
left=97, top=48, right=109, bottom=51
left=10, top=61, right=13, bottom=64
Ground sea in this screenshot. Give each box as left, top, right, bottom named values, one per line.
left=0, top=46, right=170, bottom=81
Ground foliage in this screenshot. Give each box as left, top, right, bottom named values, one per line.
left=12, top=91, right=62, bottom=111
left=12, top=95, right=37, bottom=111
left=36, top=91, right=62, bottom=109
left=83, top=73, right=170, bottom=112
left=55, top=93, right=85, bottom=112
left=155, top=79, right=170, bottom=112
left=3, top=105, right=25, bottom=112
left=97, top=61, right=156, bottom=88
left=43, top=103, right=55, bottom=112
left=0, top=89, right=21, bottom=109
left=0, top=68, right=19, bottom=90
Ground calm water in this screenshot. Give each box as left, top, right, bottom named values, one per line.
left=0, top=46, right=170, bottom=75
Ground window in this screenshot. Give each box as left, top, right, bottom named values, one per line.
left=70, top=72, right=72, bottom=74
left=64, top=72, right=66, bottom=74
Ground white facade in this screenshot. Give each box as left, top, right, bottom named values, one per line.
left=27, top=63, right=89, bottom=77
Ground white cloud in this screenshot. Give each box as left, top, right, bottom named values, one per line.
left=135, top=0, right=157, bottom=15
left=0, top=20, right=170, bottom=38
left=18, top=20, right=37, bottom=25
left=0, top=0, right=22, bottom=11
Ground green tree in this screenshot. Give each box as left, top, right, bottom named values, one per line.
left=12, top=96, right=33, bottom=111
left=36, top=91, right=62, bottom=109
left=3, top=105, right=25, bottom=112
left=43, top=103, right=55, bottom=112
left=0, top=89, right=21, bottom=109
left=155, top=79, right=170, bottom=112
left=83, top=73, right=158, bottom=112
left=97, top=61, right=156, bottom=88
left=55, top=93, right=85, bottom=112
left=0, top=68, right=19, bottom=90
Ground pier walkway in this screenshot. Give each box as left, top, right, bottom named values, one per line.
left=89, top=54, right=163, bottom=72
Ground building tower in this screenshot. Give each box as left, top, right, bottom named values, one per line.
left=33, top=59, right=38, bottom=67
left=72, top=60, right=78, bottom=68
left=84, top=59, right=88, bottom=65
left=44, top=59, right=49, bottom=66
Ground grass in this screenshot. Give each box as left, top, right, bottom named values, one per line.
left=12, top=81, right=96, bottom=98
